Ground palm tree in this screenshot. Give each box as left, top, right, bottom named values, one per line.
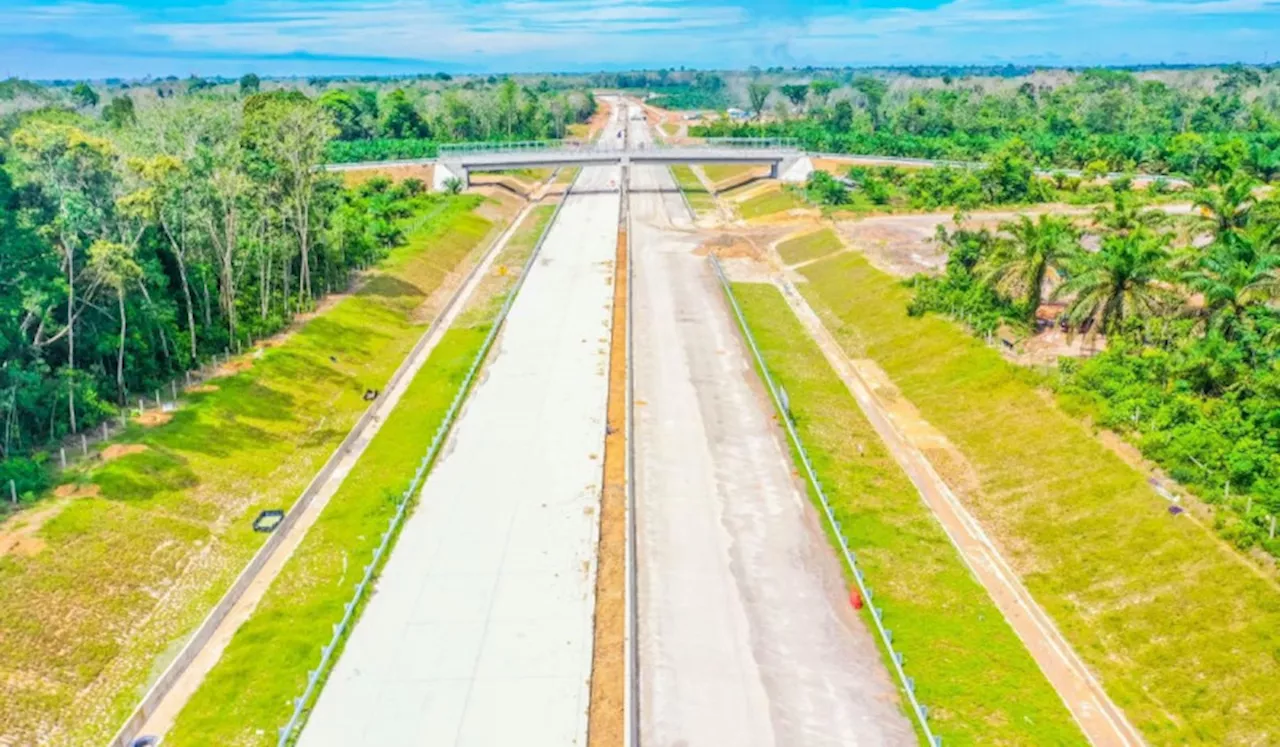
left=1194, top=175, right=1257, bottom=236
left=1093, top=191, right=1166, bottom=234
left=1055, top=229, right=1174, bottom=335
left=1181, top=225, right=1280, bottom=338
left=981, top=214, right=1081, bottom=320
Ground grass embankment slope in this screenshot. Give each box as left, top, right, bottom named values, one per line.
left=798, top=250, right=1280, bottom=744
left=0, top=194, right=497, bottom=744
left=737, top=186, right=805, bottom=220
left=777, top=228, right=844, bottom=266
left=731, top=283, right=1083, bottom=745
left=701, top=163, right=757, bottom=184
left=168, top=204, right=557, bottom=745
left=670, top=165, right=714, bottom=216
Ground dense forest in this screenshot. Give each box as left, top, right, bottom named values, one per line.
left=691, top=67, right=1280, bottom=181
left=317, top=78, right=596, bottom=162
left=0, top=75, right=569, bottom=493
left=907, top=174, right=1280, bottom=553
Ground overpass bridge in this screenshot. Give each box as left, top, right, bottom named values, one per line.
left=430, top=137, right=811, bottom=189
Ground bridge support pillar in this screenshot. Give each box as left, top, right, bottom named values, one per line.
left=774, top=155, right=814, bottom=184
left=433, top=160, right=469, bottom=192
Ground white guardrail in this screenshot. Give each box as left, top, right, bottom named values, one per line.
left=275, top=176, right=573, bottom=746
left=709, top=255, right=943, bottom=747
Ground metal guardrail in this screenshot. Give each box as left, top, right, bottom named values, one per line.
left=709, top=255, right=943, bottom=747
left=276, top=185, right=573, bottom=746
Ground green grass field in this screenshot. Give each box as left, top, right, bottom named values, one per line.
left=799, top=250, right=1280, bottom=744
left=701, top=163, right=757, bottom=184
left=737, top=186, right=805, bottom=219
left=670, top=165, right=715, bottom=216
left=166, top=204, right=555, bottom=745
left=776, top=227, right=845, bottom=265
left=0, top=195, right=499, bottom=743
left=554, top=166, right=581, bottom=185
left=472, top=167, right=552, bottom=182
left=732, top=282, right=1083, bottom=745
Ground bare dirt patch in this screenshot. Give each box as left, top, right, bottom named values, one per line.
left=1009, top=328, right=1106, bottom=366
left=136, top=410, right=173, bottom=428
left=213, top=359, right=253, bottom=377
left=693, top=234, right=764, bottom=261
left=102, top=444, right=149, bottom=463
left=340, top=163, right=434, bottom=188
left=836, top=204, right=1195, bottom=279
left=184, top=384, right=219, bottom=394
left=53, top=483, right=101, bottom=499
left=1, top=490, right=97, bottom=559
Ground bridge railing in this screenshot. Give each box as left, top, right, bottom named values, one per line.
left=439, top=137, right=801, bottom=159
left=438, top=140, right=593, bottom=157
left=652, top=136, right=800, bottom=151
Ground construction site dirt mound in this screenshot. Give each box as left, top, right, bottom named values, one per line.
left=53, top=483, right=102, bottom=499
left=693, top=234, right=764, bottom=261
left=136, top=410, right=173, bottom=427
left=102, top=444, right=148, bottom=463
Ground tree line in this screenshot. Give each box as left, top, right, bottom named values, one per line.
left=690, top=68, right=1280, bottom=182
left=317, top=80, right=596, bottom=162
left=909, top=169, right=1280, bottom=553
left=0, top=90, right=434, bottom=492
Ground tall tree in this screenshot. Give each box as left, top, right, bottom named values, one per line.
left=239, top=73, right=261, bottom=95
left=249, top=99, right=337, bottom=303
left=1056, top=229, right=1174, bottom=334
left=70, top=82, right=99, bottom=108
left=379, top=89, right=426, bottom=139
left=852, top=76, right=888, bottom=130
left=780, top=84, right=809, bottom=114
left=10, top=122, right=118, bottom=433
left=747, top=81, right=772, bottom=121
left=86, top=240, right=141, bottom=399
left=499, top=78, right=520, bottom=139
left=982, top=214, right=1080, bottom=318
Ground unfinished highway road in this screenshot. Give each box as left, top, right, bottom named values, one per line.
left=296, top=101, right=913, bottom=746
left=627, top=110, right=914, bottom=745
left=299, top=105, right=626, bottom=746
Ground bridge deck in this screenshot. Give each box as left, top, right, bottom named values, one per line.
left=448, top=146, right=798, bottom=172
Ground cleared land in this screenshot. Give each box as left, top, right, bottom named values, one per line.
left=731, top=283, right=1084, bottom=745
left=165, top=204, right=557, bottom=745
left=798, top=249, right=1280, bottom=744
left=0, top=195, right=501, bottom=745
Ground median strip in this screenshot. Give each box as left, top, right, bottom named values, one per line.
left=588, top=209, right=629, bottom=747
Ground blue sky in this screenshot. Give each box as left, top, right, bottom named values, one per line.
left=2, top=0, right=1279, bottom=79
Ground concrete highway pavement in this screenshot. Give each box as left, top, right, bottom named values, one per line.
left=627, top=107, right=916, bottom=746
left=299, top=102, right=627, bottom=747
